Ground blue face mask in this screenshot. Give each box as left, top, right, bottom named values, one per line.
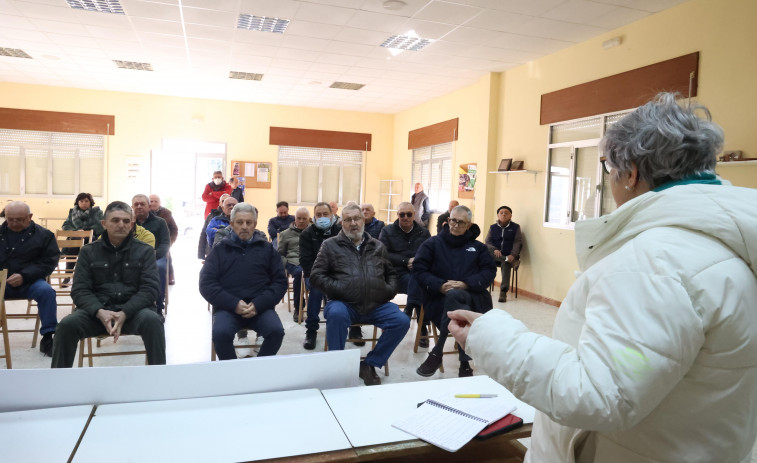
left=315, top=217, right=332, bottom=230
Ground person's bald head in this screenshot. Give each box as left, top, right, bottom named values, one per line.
left=221, top=197, right=238, bottom=216
left=149, top=194, right=161, bottom=212
left=448, top=200, right=459, bottom=212
left=4, top=201, right=32, bottom=232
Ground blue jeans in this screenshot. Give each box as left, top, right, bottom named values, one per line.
left=305, top=277, right=325, bottom=332
left=212, top=309, right=285, bottom=360
left=285, top=263, right=303, bottom=312
left=5, top=279, right=58, bottom=335
left=324, top=301, right=409, bottom=368
left=396, top=272, right=423, bottom=308
left=156, top=257, right=167, bottom=313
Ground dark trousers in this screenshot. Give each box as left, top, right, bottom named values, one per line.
left=212, top=309, right=284, bottom=360
left=492, top=256, right=514, bottom=292
left=430, top=289, right=474, bottom=362
left=285, top=263, right=303, bottom=312
left=156, top=257, right=167, bottom=313
left=304, top=277, right=325, bottom=332
left=51, top=308, right=166, bottom=368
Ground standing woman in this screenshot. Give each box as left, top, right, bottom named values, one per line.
left=61, top=192, right=104, bottom=283
left=449, top=93, right=757, bottom=462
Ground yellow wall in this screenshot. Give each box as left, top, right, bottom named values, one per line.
left=0, top=83, right=394, bottom=222
left=493, top=0, right=757, bottom=301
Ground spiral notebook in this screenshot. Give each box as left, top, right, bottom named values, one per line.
left=391, top=394, right=516, bottom=452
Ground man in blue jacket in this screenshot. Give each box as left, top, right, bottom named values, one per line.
left=206, top=196, right=238, bottom=247
left=413, top=205, right=496, bottom=377
left=1, top=201, right=60, bottom=357
left=200, top=203, right=287, bottom=360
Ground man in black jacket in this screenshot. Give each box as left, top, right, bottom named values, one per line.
left=311, top=204, right=409, bottom=386
left=51, top=201, right=165, bottom=367
left=200, top=203, right=287, bottom=360
left=133, top=194, right=170, bottom=317
left=413, top=205, right=496, bottom=378
left=379, top=202, right=430, bottom=345
left=1, top=201, right=60, bottom=357
left=298, top=202, right=341, bottom=350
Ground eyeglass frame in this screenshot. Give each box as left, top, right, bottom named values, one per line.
left=397, top=212, right=414, bottom=218
left=448, top=218, right=469, bottom=227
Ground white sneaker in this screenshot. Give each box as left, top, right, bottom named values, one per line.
left=254, top=335, right=263, bottom=353
left=235, top=335, right=254, bottom=358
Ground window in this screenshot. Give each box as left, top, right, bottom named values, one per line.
left=411, top=142, right=452, bottom=212
left=0, top=129, right=105, bottom=197
left=277, top=146, right=363, bottom=205
left=544, top=110, right=631, bottom=227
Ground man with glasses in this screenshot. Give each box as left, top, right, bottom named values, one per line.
left=311, top=204, right=409, bottom=386
left=379, top=202, right=431, bottom=346
left=413, top=205, right=496, bottom=377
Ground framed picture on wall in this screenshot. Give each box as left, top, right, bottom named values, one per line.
left=498, top=158, right=512, bottom=171
left=511, top=161, right=524, bottom=171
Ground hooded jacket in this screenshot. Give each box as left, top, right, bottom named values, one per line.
left=298, top=220, right=341, bottom=277
left=412, top=224, right=496, bottom=322
left=310, top=231, right=397, bottom=315
left=467, top=183, right=757, bottom=463
left=199, top=230, right=287, bottom=315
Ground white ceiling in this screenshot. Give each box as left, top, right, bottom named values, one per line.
left=0, top=0, right=687, bottom=114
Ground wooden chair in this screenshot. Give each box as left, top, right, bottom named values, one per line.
left=209, top=313, right=262, bottom=361
left=0, top=270, right=12, bottom=369
left=4, top=290, right=43, bottom=348
left=324, top=323, right=389, bottom=376
left=78, top=333, right=147, bottom=367
left=297, top=277, right=309, bottom=324
left=413, top=306, right=459, bottom=373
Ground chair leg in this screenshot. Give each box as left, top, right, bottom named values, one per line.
left=1, top=304, right=11, bottom=369
left=413, top=309, right=424, bottom=354
left=77, top=339, right=84, bottom=368
left=32, top=315, right=40, bottom=348
left=87, top=338, right=94, bottom=367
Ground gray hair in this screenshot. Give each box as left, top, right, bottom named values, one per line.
left=131, top=194, right=149, bottom=204
left=342, top=204, right=361, bottom=216
left=451, top=205, right=472, bottom=222
left=104, top=201, right=133, bottom=219
left=295, top=206, right=310, bottom=216
left=600, top=92, right=724, bottom=189
left=230, top=202, right=257, bottom=221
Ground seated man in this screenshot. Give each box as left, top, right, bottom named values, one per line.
left=267, top=201, right=294, bottom=249
left=485, top=206, right=522, bottom=303
left=198, top=193, right=230, bottom=260
left=436, top=200, right=459, bottom=234
left=311, top=204, right=409, bottom=386
left=51, top=201, right=166, bottom=368
left=132, top=194, right=170, bottom=318
left=149, top=194, right=178, bottom=285
left=299, top=202, right=341, bottom=350
left=413, top=205, right=496, bottom=377
left=0, top=201, right=59, bottom=357
left=200, top=203, right=287, bottom=360
left=361, top=203, right=385, bottom=239
left=206, top=197, right=238, bottom=247
left=378, top=202, right=431, bottom=346
left=329, top=201, right=341, bottom=224
left=278, top=207, right=310, bottom=322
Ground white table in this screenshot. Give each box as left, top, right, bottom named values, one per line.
left=0, top=404, right=93, bottom=462
left=74, top=389, right=352, bottom=462
left=322, top=375, right=535, bottom=448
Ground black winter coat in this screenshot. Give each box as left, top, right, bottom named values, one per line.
left=378, top=220, right=430, bottom=277
left=310, top=232, right=397, bottom=315
left=0, top=221, right=59, bottom=293
left=199, top=231, right=287, bottom=315
left=298, top=221, right=341, bottom=277
left=71, top=231, right=159, bottom=318
left=413, top=224, right=496, bottom=321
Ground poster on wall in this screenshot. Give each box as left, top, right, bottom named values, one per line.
left=126, top=155, right=150, bottom=196
left=458, top=163, right=477, bottom=199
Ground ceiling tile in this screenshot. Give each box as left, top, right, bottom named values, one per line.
left=624, top=0, right=687, bottom=13
left=346, top=10, right=408, bottom=33
left=333, top=27, right=387, bottom=46
left=510, top=17, right=608, bottom=42
left=182, top=0, right=241, bottom=12
left=424, top=39, right=472, bottom=56
left=441, top=26, right=505, bottom=46
left=358, top=0, right=430, bottom=17
left=276, top=46, right=320, bottom=61
left=280, top=34, right=330, bottom=52
left=542, top=0, right=620, bottom=24
left=185, top=23, right=235, bottom=42
left=233, top=29, right=285, bottom=46
left=412, top=1, right=484, bottom=25
left=69, top=9, right=132, bottom=28
left=0, top=14, right=37, bottom=30
left=86, top=25, right=138, bottom=41
left=11, top=2, right=78, bottom=21
left=130, top=17, right=184, bottom=35
left=491, top=33, right=572, bottom=54
left=29, top=18, right=92, bottom=36
left=44, top=32, right=98, bottom=48
left=486, top=0, right=566, bottom=16
left=323, top=40, right=374, bottom=57
left=238, top=0, right=299, bottom=18
left=284, top=20, right=343, bottom=39
left=0, top=26, right=50, bottom=42
left=137, top=32, right=186, bottom=48
left=269, top=56, right=312, bottom=70
left=294, top=2, right=357, bottom=26
left=318, top=52, right=362, bottom=66
left=308, top=61, right=349, bottom=74
left=394, top=18, right=456, bottom=39
left=181, top=6, right=236, bottom=28
left=230, top=53, right=272, bottom=68
left=588, top=6, right=648, bottom=29
left=121, top=0, right=182, bottom=21
left=232, top=42, right=280, bottom=57
left=463, top=9, right=531, bottom=33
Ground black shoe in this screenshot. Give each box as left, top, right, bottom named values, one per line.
left=303, top=331, right=317, bottom=350
left=349, top=326, right=365, bottom=346
left=419, top=324, right=429, bottom=348
left=416, top=351, right=443, bottom=377
left=60, top=278, right=70, bottom=288
left=498, top=291, right=507, bottom=303
left=40, top=332, right=54, bottom=357
left=359, top=361, right=381, bottom=386
left=169, top=279, right=176, bottom=285
left=293, top=310, right=300, bottom=322
left=459, top=362, right=474, bottom=377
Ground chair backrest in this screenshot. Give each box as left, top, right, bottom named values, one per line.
left=56, top=229, right=94, bottom=241
left=56, top=238, right=85, bottom=251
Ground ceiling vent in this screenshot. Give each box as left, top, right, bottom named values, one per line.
left=237, top=14, right=290, bottom=33
left=0, top=47, right=32, bottom=58
left=65, top=0, right=125, bottom=14
left=381, top=35, right=432, bottom=51
left=229, top=71, right=263, bottom=81
left=113, top=60, right=153, bottom=71
left=330, top=82, right=365, bottom=91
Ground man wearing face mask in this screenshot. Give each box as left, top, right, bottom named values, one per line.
left=201, top=171, right=232, bottom=218
left=298, top=202, right=341, bottom=350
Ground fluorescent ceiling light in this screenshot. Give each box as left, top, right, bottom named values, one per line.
left=380, top=34, right=432, bottom=52
left=330, top=82, right=365, bottom=90
left=237, top=14, right=290, bottom=33
left=229, top=71, right=263, bottom=81
left=0, top=47, right=32, bottom=58
left=65, top=0, right=125, bottom=15
left=113, top=60, right=153, bottom=71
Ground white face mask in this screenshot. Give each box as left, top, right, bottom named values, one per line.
left=213, top=178, right=223, bottom=185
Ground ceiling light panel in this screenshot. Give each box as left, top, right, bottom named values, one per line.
left=380, top=35, right=432, bottom=51
left=113, top=60, right=153, bottom=71
left=0, top=47, right=33, bottom=58
left=330, top=82, right=365, bottom=91
left=65, top=0, right=125, bottom=15
left=229, top=71, right=263, bottom=81
left=237, top=14, right=290, bottom=33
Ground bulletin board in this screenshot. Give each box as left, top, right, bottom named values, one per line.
left=231, top=160, right=272, bottom=190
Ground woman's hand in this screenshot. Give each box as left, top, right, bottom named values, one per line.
left=448, top=310, right=483, bottom=347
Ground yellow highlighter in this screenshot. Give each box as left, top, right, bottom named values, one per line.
left=454, top=394, right=498, bottom=398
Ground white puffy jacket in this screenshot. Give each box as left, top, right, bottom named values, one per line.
left=467, top=183, right=757, bottom=463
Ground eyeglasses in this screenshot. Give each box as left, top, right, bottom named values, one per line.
left=342, top=217, right=362, bottom=224
left=601, top=159, right=614, bottom=176
left=398, top=212, right=414, bottom=218
left=448, top=218, right=468, bottom=227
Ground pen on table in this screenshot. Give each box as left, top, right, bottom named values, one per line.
left=454, top=394, right=498, bottom=398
